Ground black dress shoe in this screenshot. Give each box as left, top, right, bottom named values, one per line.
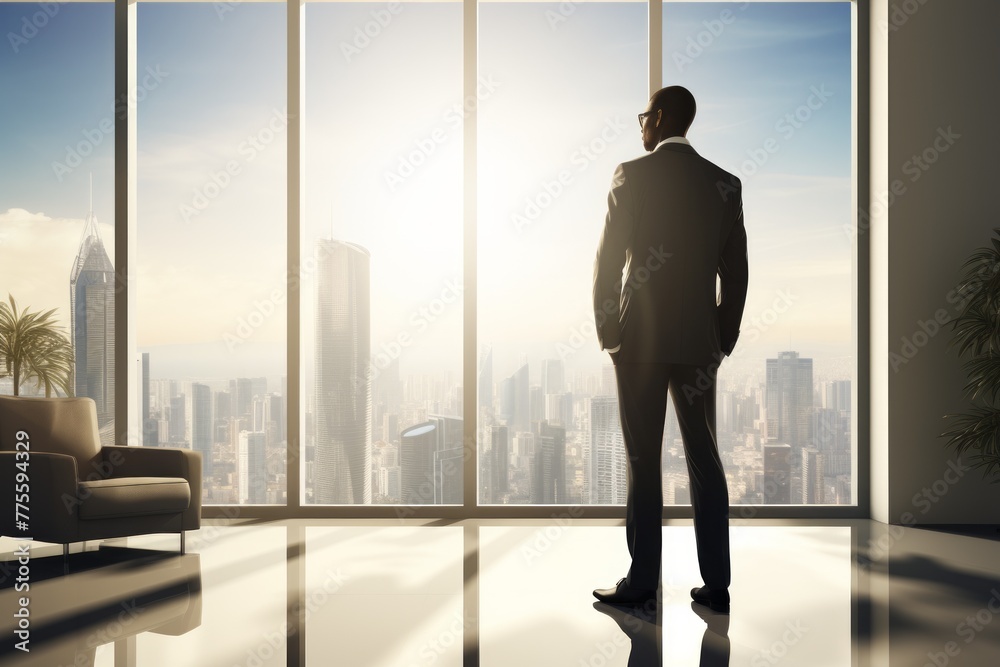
left=690, top=586, right=730, bottom=613
left=593, top=577, right=658, bottom=605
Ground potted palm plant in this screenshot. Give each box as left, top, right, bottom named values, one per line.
left=941, top=230, right=1000, bottom=483
left=0, top=294, right=75, bottom=397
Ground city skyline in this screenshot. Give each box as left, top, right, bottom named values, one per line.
left=130, top=343, right=851, bottom=506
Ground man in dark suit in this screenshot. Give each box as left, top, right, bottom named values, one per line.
left=591, top=86, right=748, bottom=614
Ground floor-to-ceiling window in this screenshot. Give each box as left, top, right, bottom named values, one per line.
left=135, top=2, right=288, bottom=505
left=301, top=1, right=464, bottom=507
left=0, top=1, right=117, bottom=445
left=0, top=0, right=860, bottom=516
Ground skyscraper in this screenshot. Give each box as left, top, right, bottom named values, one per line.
left=824, top=380, right=851, bottom=413
left=169, top=394, right=185, bottom=445
left=70, top=180, right=115, bottom=444
left=490, top=424, right=509, bottom=500
left=545, top=392, right=573, bottom=428
left=531, top=420, right=566, bottom=504
left=314, top=239, right=371, bottom=504
left=763, top=442, right=792, bottom=504
left=529, top=385, right=544, bottom=424
left=801, top=447, right=825, bottom=504
left=500, top=362, right=530, bottom=434
left=190, top=383, right=213, bottom=481
left=601, top=364, right=616, bottom=396
left=141, top=352, right=158, bottom=447
left=541, top=358, right=565, bottom=395
left=588, top=396, right=626, bottom=504
left=399, top=415, right=462, bottom=505
left=232, top=377, right=253, bottom=426
left=238, top=430, right=268, bottom=504
left=765, top=351, right=813, bottom=449
left=269, top=393, right=285, bottom=446
left=400, top=422, right=436, bottom=505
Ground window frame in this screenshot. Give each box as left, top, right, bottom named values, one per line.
left=104, top=0, right=869, bottom=520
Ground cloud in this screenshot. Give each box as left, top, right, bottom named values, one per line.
left=0, top=208, right=115, bottom=330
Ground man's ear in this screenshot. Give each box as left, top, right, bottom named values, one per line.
left=655, top=109, right=662, bottom=127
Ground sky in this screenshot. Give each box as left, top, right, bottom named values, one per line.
left=0, top=1, right=854, bottom=387
left=0, top=2, right=115, bottom=344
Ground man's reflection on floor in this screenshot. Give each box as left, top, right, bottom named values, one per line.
left=592, top=599, right=730, bottom=666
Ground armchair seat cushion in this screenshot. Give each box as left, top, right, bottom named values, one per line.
left=78, top=477, right=190, bottom=520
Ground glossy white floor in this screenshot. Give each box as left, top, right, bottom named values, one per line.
left=1, top=519, right=998, bottom=666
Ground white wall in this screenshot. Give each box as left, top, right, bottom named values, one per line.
left=880, top=0, right=1000, bottom=524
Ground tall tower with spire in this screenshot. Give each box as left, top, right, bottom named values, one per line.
left=70, top=175, right=115, bottom=444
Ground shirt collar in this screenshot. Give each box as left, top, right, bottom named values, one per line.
left=654, top=135, right=691, bottom=152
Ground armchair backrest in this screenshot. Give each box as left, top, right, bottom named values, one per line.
left=0, top=396, right=103, bottom=475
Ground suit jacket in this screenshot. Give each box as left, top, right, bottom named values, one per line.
left=593, top=140, right=748, bottom=365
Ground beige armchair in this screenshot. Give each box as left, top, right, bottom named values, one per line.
left=0, top=396, right=201, bottom=554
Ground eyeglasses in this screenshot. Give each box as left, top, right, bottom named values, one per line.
left=637, top=111, right=656, bottom=129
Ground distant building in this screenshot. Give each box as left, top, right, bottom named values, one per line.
left=801, top=447, right=825, bottom=504
left=765, top=351, right=813, bottom=449
left=531, top=421, right=566, bottom=504
left=499, top=362, right=530, bottom=434
left=314, top=239, right=371, bottom=504
left=70, top=182, right=115, bottom=444
left=588, top=396, right=626, bottom=504
left=190, top=383, right=213, bottom=479
left=763, top=443, right=792, bottom=504
left=541, top=359, right=565, bottom=396
left=238, top=430, right=267, bottom=504
left=490, top=424, right=509, bottom=499
left=400, top=415, right=462, bottom=505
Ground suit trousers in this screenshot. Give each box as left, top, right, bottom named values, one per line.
left=613, top=360, right=731, bottom=591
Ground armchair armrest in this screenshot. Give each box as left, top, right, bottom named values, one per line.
left=0, top=451, right=80, bottom=542
left=101, top=446, right=202, bottom=530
